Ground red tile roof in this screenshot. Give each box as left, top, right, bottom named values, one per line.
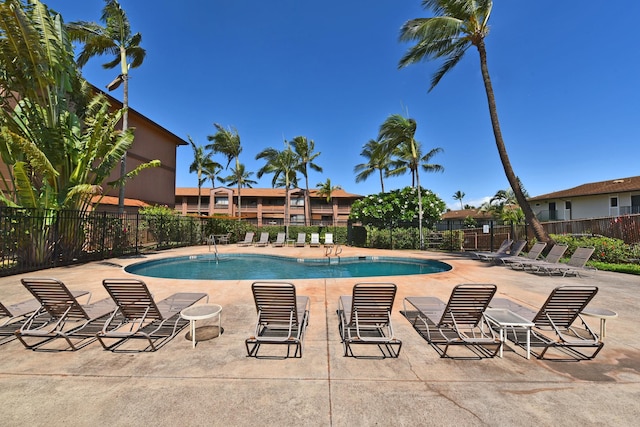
left=91, top=195, right=150, bottom=207
left=441, top=209, right=494, bottom=220
left=529, top=176, right=640, bottom=201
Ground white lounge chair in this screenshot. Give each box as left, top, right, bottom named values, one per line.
left=324, top=233, right=334, bottom=247
left=237, top=232, right=255, bottom=247
left=272, top=232, right=286, bottom=247
left=309, top=233, right=320, bottom=247
left=255, top=232, right=270, bottom=247
left=294, top=233, right=306, bottom=247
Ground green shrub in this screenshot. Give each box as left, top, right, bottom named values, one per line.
left=551, top=234, right=630, bottom=264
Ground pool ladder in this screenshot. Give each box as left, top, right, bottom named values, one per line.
left=325, top=244, right=342, bottom=263
left=207, top=235, right=220, bottom=263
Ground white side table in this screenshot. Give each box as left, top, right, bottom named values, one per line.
left=180, top=304, right=222, bottom=348
left=581, top=307, right=617, bottom=339
left=484, top=308, right=535, bottom=359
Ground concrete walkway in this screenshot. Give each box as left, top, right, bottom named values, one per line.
left=1, top=245, right=639, bottom=426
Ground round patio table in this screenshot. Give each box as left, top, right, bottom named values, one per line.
left=180, top=304, right=222, bottom=348
left=581, top=307, right=617, bottom=339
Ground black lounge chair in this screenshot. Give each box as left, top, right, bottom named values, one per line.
left=246, top=282, right=310, bottom=358
left=97, top=278, right=208, bottom=351
left=15, top=278, right=114, bottom=351
left=338, top=282, right=401, bottom=358
left=403, top=284, right=500, bottom=358
left=489, top=286, right=603, bottom=360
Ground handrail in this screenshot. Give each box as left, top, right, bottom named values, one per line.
left=207, top=235, right=219, bottom=263
left=324, top=245, right=333, bottom=257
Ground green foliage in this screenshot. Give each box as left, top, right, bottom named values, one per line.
left=140, top=205, right=182, bottom=247
left=589, top=262, right=640, bottom=276
left=550, top=234, right=631, bottom=264
left=463, top=216, right=478, bottom=228
left=440, top=230, right=464, bottom=251
left=349, top=186, right=446, bottom=228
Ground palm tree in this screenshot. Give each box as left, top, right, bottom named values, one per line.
left=218, top=163, right=257, bottom=218
left=188, top=136, right=219, bottom=216
left=398, top=0, right=550, bottom=244
left=202, top=162, right=222, bottom=188
left=316, top=178, right=341, bottom=203
left=291, top=136, right=322, bottom=226
left=387, top=141, right=444, bottom=187
left=256, top=145, right=299, bottom=237
left=67, top=0, right=146, bottom=213
left=378, top=114, right=435, bottom=249
left=354, top=138, right=391, bottom=193
left=453, top=190, right=465, bottom=210
left=206, top=123, right=243, bottom=219
left=316, top=178, right=342, bottom=227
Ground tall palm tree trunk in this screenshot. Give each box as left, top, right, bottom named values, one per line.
left=304, top=175, right=310, bottom=226
left=236, top=157, right=242, bottom=222
left=117, top=74, right=128, bottom=214
left=476, top=40, right=550, bottom=243
left=379, top=170, right=385, bottom=193
left=416, top=169, right=424, bottom=250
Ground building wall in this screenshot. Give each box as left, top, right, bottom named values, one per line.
left=532, top=192, right=640, bottom=221
left=102, top=112, right=180, bottom=209
left=175, top=187, right=361, bottom=226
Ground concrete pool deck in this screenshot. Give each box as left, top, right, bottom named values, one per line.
left=1, top=244, right=639, bottom=426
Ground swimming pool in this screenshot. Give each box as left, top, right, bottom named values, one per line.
left=125, top=254, right=452, bottom=280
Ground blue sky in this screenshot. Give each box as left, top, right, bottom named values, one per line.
left=46, top=0, right=640, bottom=209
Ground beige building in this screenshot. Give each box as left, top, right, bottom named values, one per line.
left=1, top=88, right=187, bottom=212
left=528, top=176, right=640, bottom=221
left=175, top=187, right=362, bottom=226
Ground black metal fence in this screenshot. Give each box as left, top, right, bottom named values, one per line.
left=0, top=207, right=204, bottom=277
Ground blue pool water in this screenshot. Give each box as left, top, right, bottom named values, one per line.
left=125, top=254, right=452, bottom=280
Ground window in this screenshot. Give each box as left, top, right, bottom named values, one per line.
left=565, top=201, right=572, bottom=210
left=632, top=195, right=640, bottom=214
left=290, top=214, right=304, bottom=224
left=290, top=197, right=304, bottom=207
left=214, top=197, right=228, bottom=206
left=610, top=197, right=618, bottom=208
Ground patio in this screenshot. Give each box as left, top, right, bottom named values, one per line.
left=1, top=244, right=639, bottom=426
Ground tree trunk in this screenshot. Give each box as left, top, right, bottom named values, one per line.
left=379, top=169, right=385, bottom=193
left=235, top=156, right=242, bottom=223
left=117, top=74, right=128, bottom=214
left=304, top=173, right=310, bottom=226
left=416, top=168, right=424, bottom=250
left=476, top=40, right=552, bottom=244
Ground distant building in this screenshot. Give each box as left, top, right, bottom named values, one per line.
left=175, top=187, right=363, bottom=226
left=528, top=176, right=640, bottom=221
left=440, top=208, right=495, bottom=229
